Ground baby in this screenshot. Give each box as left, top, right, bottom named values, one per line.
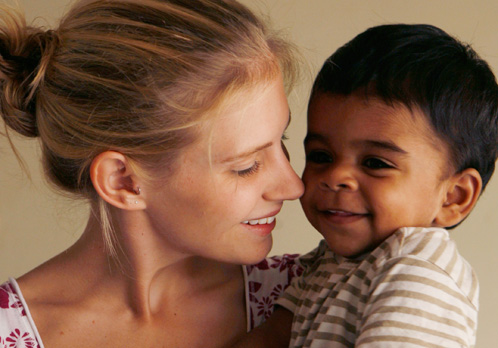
left=234, top=23, right=498, bottom=347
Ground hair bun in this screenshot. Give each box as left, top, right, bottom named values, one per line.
left=1, top=8, right=58, bottom=138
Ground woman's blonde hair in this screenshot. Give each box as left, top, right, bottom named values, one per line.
left=0, top=0, right=298, bottom=257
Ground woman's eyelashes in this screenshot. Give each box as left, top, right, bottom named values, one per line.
left=236, top=133, right=288, bottom=177
left=236, top=161, right=261, bottom=177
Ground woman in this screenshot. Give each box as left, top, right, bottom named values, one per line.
left=0, top=0, right=304, bottom=346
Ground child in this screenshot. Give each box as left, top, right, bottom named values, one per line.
left=233, top=24, right=498, bottom=347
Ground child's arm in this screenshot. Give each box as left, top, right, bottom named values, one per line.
left=229, top=307, right=293, bottom=348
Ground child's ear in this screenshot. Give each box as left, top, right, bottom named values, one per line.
left=90, top=151, right=144, bottom=210
left=434, top=168, right=482, bottom=227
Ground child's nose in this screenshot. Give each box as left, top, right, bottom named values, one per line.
left=319, top=163, right=359, bottom=192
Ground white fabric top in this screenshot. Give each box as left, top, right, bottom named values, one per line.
left=277, top=227, right=479, bottom=348
left=0, top=278, right=44, bottom=348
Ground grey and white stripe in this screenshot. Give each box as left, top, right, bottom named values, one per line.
left=277, top=227, right=478, bottom=347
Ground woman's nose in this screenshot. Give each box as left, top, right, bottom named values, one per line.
left=264, top=153, right=304, bottom=201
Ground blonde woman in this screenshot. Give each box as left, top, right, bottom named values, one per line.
left=0, top=0, right=304, bottom=346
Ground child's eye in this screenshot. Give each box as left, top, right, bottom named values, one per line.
left=306, top=150, right=333, bottom=164
left=236, top=161, right=261, bottom=177
left=363, top=157, right=393, bottom=170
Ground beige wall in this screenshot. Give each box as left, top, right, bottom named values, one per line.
left=1, top=0, right=497, bottom=346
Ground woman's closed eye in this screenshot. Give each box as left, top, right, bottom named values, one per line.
left=235, top=161, right=261, bottom=177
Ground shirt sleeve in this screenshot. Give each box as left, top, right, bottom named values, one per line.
left=356, top=255, right=478, bottom=348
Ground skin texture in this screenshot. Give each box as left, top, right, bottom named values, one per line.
left=16, top=77, right=304, bottom=348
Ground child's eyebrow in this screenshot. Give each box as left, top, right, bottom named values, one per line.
left=360, top=140, right=408, bottom=155
left=303, top=133, right=324, bottom=145
left=304, top=133, right=408, bottom=155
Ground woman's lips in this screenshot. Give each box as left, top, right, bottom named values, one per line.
left=241, top=212, right=279, bottom=237
left=242, top=215, right=276, bottom=225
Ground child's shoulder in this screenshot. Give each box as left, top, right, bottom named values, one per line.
left=380, top=227, right=458, bottom=263
left=369, top=227, right=477, bottom=304
left=372, top=226, right=457, bottom=268
left=387, top=226, right=452, bottom=258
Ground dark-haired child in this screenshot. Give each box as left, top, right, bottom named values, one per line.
left=233, top=24, right=498, bottom=347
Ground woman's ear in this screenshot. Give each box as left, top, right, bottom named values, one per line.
left=434, top=168, right=482, bottom=227
left=90, top=151, right=144, bottom=210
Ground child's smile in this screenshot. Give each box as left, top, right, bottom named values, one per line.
left=301, top=93, right=454, bottom=258
left=319, top=209, right=370, bottom=224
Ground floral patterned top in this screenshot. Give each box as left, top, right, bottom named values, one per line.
left=0, top=254, right=302, bottom=347
left=244, top=253, right=303, bottom=331
left=0, top=280, right=41, bottom=348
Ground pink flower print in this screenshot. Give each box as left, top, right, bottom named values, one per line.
left=270, top=284, right=284, bottom=300
left=5, top=329, right=37, bottom=348
left=269, top=254, right=300, bottom=273
left=256, top=296, right=274, bottom=320
left=248, top=281, right=262, bottom=294
left=0, top=288, right=10, bottom=309
left=9, top=294, right=26, bottom=317
left=248, top=281, right=263, bottom=302
left=246, top=259, right=270, bottom=275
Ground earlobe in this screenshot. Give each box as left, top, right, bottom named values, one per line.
left=90, top=151, right=144, bottom=210
left=434, top=168, right=482, bottom=227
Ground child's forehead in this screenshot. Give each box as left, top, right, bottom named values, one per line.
left=308, top=93, right=449, bottom=150
left=310, top=92, right=422, bottom=123
left=308, top=92, right=418, bottom=123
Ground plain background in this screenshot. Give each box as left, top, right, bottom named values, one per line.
left=1, top=0, right=497, bottom=346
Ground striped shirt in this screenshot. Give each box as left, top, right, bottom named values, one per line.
left=276, top=227, right=478, bottom=347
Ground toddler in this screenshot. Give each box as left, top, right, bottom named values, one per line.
left=234, top=23, right=498, bottom=348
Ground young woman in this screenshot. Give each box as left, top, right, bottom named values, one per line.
left=0, top=0, right=304, bottom=346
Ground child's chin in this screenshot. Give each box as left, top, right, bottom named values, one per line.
left=322, top=238, right=372, bottom=259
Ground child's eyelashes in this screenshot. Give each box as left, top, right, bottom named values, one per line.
left=306, top=150, right=333, bottom=164
left=235, top=161, right=261, bottom=177
left=363, top=157, right=394, bottom=170
left=305, top=150, right=395, bottom=170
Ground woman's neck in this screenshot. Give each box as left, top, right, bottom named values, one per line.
left=20, top=209, right=242, bottom=321
left=17, top=210, right=247, bottom=348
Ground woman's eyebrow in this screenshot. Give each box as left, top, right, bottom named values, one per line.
left=220, top=110, right=290, bottom=164
left=220, top=142, right=273, bottom=164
